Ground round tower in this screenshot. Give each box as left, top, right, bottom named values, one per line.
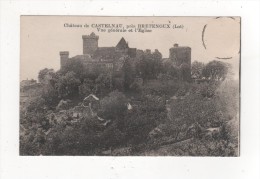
left=60, top=51, right=69, bottom=69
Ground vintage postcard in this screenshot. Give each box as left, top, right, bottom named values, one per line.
left=20, top=16, right=240, bottom=156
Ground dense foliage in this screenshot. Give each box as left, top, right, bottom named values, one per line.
left=20, top=58, right=239, bottom=156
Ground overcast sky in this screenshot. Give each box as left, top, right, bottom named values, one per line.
left=21, top=16, right=240, bottom=81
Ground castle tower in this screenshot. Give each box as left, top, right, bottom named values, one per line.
left=169, top=43, right=191, bottom=81
left=60, top=51, right=69, bottom=69
left=82, top=32, right=99, bottom=55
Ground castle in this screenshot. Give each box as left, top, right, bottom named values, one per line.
left=60, top=32, right=137, bottom=74
left=59, top=32, right=191, bottom=81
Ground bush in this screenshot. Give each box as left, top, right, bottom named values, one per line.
left=78, top=78, right=95, bottom=98
left=98, top=90, right=128, bottom=121
left=27, top=97, right=47, bottom=113
left=123, top=95, right=167, bottom=145
left=142, top=79, right=181, bottom=97
left=55, top=71, right=81, bottom=99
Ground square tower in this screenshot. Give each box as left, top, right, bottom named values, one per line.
left=82, top=32, right=99, bottom=56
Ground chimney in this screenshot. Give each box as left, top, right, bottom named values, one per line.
left=60, top=51, right=69, bottom=69
left=174, top=43, right=179, bottom=47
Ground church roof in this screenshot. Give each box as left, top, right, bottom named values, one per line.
left=116, top=37, right=129, bottom=49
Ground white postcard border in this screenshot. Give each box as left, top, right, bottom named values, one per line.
left=0, top=1, right=260, bottom=179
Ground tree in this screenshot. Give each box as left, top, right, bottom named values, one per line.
left=99, top=123, right=126, bottom=149
left=136, top=57, right=150, bottom=81
left=112, top=77, right=124, bottom=92
left=180, top=63, right=191, bottom=82
left=202, top=60, right=230, bottom=81
left=123, top=95, right=167, bottom=145
left=122, top=57, right=134, bottom=91
left=158, top=73, right=173, bottom=84
left=41, top=83, right=60, bottom=107
left=60, top=59, right=88, bottom=81
left=99, top=91, right=128, bottom=121
left=162, top=60, right=179, bottom=79
left=152, top=49, right=162, bottom=61
left=78, top=78, right=95, bottom=98
left=27, top=97, right=46, bottom=113
left=38, top=68, right=55, bottom=84
left=55, top=71, right=81, bottom=99
left=38, top=72, right=61, bottom=107
left=191, top=61, right=205, bottom=79
left=95, top=73, right=112, bottom=97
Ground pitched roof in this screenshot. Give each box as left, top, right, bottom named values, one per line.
left=84, top=94, right=99, bottom=101
left=116, top=37, right=129, bottom=49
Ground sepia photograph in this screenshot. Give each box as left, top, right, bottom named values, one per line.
left=20, top=16, right=240, bottom=156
